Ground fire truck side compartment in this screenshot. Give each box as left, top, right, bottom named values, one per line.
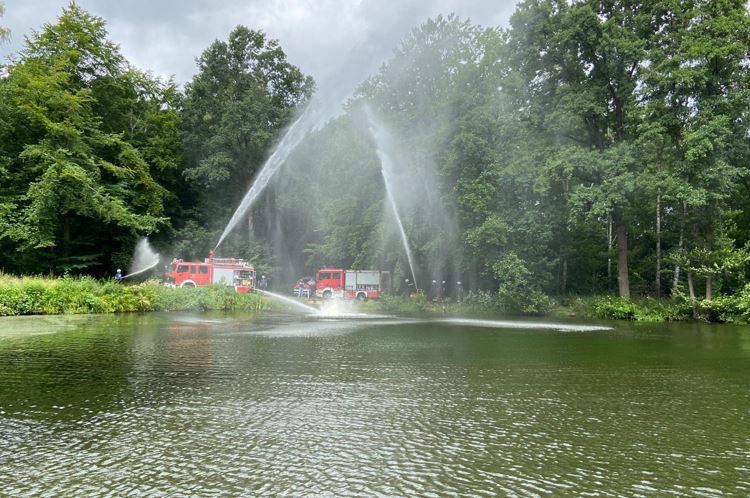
left=345, top=271, right=381, bottom=291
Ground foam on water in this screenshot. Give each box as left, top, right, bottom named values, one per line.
left=244, top=319, right=369, bottom=338
left=316, top=311, right=395, bottom=320
left=435, top=317, right=612, bottom=332
left=0, top=315, right=97, bottom=338
left=169, top=316, right=227, bottom=325
left=314, top=298, right=393, bottom=319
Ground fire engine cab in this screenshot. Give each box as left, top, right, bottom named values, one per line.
left=165, top=254, right=256, bottom=293
left=315, top=268, right=388, bottom=301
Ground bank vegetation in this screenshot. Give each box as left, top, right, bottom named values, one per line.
left=0, top=274, right=267, bottom=316
left=364, top=290, right=750, bottom=324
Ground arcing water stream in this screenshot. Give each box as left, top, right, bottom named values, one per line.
left=380, top=167, right=420, bottom=292
left=215, top=104, right=316, bottom=250
left=255, top=289, right=320, bottom=314
left=124, top=237, right=161, bottom=279
left=365, top=106, right=419, bottom=291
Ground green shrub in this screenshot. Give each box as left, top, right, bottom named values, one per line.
left=490, top=253, right=553, bottom=315
left=2, top=271, right=747, bottom=324
left=0, top=274, right=266, bottom=316
left=461, top=291, right=499, bottom=313
left=571, top=294, right=742, bottom=323
left=736, top=284, right=750, bottom=322
left=0, top=287, right=23, bottom=315
left=374, top=293, right=430, bottom=314
left=588, top=296, right=637, bottom=320
left=694, top=296, right=738, bottom=323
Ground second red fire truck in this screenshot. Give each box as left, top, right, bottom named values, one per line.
left=315, top=268, right=388, bottom=301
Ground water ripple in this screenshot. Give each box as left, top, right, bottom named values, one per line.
left=0, top=315, right=748, bottom=496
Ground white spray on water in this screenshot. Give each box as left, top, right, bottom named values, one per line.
left=365, top=106, right=419, bottom=291
left=434, top=318, right=612, bottom=332
left=255, top=289, right=320, bottom=314
left=317, top=298, right=393, bottom=319
left=124, top=237, right=161, bottom=279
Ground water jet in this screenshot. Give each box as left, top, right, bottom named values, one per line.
left=255, top=289, right=320, bottom=314
left=124, top=238, right=161, bottom=279
left=364, top=106, right=420, bottom=291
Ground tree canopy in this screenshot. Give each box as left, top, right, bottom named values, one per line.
left=0, top=5, right=178, bottom=273
left=176, top=25, right=314, bottom=257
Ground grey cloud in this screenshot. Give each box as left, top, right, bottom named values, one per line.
left=1, top=0, right=517, bottom=92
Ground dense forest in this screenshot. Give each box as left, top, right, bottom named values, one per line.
left=2, top=1, right=750, bottom=309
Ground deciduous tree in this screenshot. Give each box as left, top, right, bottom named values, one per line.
left=0, top=5, right=177, bottom=274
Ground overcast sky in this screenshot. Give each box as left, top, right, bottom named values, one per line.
left=1, top=0, right=518, bottom=92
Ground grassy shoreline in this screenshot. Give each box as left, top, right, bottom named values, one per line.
left=361, top=291, right=750, bottom=324
left=3, top=274, right=750, bottom=324
left=0, top=275, right=269, bottom=316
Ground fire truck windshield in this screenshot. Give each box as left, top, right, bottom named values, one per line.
left=167, top=259, right=184, bottom=273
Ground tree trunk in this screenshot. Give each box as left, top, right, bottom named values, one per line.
left=687, top=271, right=697, bottom=319
left=687, top=271, right=696, bottom=301
left=63, top=215, right=71, bottom=242
left=616, top=219, right=630, bottom=298
left=655, top=190, right=662, bottom=298
left=705, top=274, right=713, bottom=301
left=561, top=180, right=569, bottom=295
left=62, top=214, right=71, bottom=258
left=607, top=214, right=613, bottom=291
left=672, top=204, right=685, bottom=293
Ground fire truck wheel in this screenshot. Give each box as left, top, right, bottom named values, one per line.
left=356, top=293, right=367, bottom=302
left=181, top=282, right=195, bottom=288
left=323, top=290, right=332, bottom=300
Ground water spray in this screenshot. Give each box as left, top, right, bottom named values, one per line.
left=123, top=237, right=161, bottom=279
left=215, top=103, right=317, bottom=250
left=364, top=105, right=420, bottom=291
left=255, top=288, right=320, bottom=314
left=122, top=261, right=160, bottom=280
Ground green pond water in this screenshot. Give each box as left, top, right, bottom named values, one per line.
left=0, top=312, right=748, bottom=496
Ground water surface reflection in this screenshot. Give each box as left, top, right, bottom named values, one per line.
left=0, top=313, right=748, bottom=496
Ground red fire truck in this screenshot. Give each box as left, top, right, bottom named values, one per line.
left=164, top=254, right=256, bottom=293
left=315, top=268, right=388, bottom=301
